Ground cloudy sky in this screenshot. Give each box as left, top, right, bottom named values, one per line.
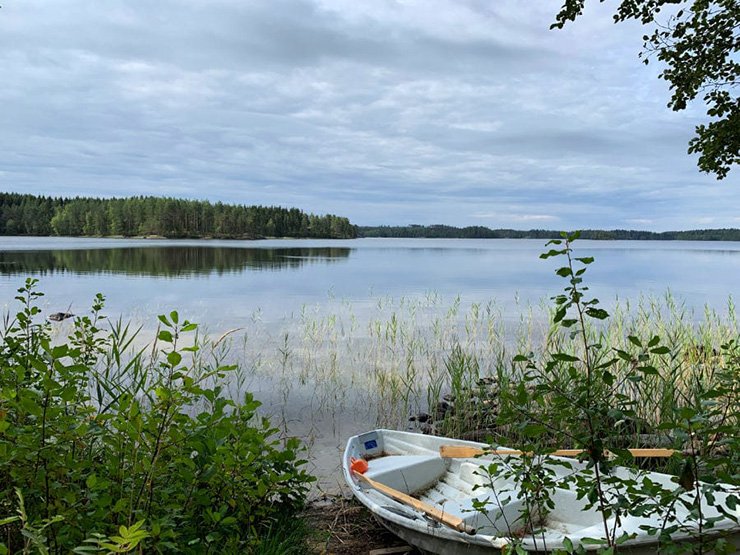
left=1, top=0, right=737, bottom=230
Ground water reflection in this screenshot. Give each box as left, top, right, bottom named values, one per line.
left=0, top=246, right=352, bottom=277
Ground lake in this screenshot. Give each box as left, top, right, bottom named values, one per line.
left=3, top=237, right=739, bottom=327
left=2, top=236, right=739, bottom=493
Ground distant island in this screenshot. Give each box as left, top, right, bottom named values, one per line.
left=359, top=224, right=740, bottom=241
left=0, top=193, right=358, bottom=239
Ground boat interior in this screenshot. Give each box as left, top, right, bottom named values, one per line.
left=344, top=429, right=736, bottom=546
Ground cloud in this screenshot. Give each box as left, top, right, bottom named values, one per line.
left=0, top=0, right=737, bottom=230
left=474, top=212, right=558, bottom=223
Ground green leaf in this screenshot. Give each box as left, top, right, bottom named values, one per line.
left=650, top=346, right=670, bottom=355
left=678, top=460, right=695, bottom=490
left=61, top=386, right=77, bottom=402
left=554, top=307, right=567, bottom=323
left=167, top=351, right=182, bottom=367
left=31, top=358, right=48, bottom=373
left=51, top=344, right=69, bottom=359
left=521, top=424, right=548, bottom=436
left=552, top=353, right=579, bottom=362
left=679, top=406, right=697, bottom=420
left=628, top=335, right=642, bottom=348
left=158, top=330, right=173, bottom=343
left=540, top=249, right=567, bottom=259
left=585, top=307, right=608, bottom=320
left=170, top=311, right=179, bottom=325
left=574, top=256, right=594, bottom=264
left=157, top=314, right=171, bottom=327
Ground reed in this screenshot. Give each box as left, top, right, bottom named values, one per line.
left=222, top=284, right=736, bottom=446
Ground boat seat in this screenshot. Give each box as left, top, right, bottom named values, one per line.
left=437, top=488, right=607, bottom=537
left=366, top=455, right=448, bottom=495
left=397, top=494, right=513, bottom=536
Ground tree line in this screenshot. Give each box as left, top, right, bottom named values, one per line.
left=360, top=224, right=740, bottom=241
left=0, top=193, right=358, bottom=239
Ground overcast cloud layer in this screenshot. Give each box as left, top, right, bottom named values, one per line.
left=1, top=0, right=738, bottom=230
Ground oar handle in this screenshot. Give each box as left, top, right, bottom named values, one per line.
left=353, top=470, right=476, bottom=535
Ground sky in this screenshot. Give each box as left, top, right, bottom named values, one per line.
left=1, top=0, right=738, bottom=231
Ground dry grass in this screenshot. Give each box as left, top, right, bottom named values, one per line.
left=303, top=496, right=420, bottom=555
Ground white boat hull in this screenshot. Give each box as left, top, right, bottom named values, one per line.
left=343, top=430, right=740, bottom=554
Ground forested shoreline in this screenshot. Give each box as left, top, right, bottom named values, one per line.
left=0, top=193, right=357, bottom=239
left=4, top=193, right=740, bottom=241
left=360, top=224, right=740, bottom=241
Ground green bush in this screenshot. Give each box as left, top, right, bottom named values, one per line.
left=0, top=279, right=314, bottom=554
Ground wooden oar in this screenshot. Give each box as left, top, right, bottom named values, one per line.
left=439, top=445, right=675, bottom=459
left=353, top=470, right=476, bottom=535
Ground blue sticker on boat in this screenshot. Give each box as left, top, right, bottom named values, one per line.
left=364, top=439, right=378, bottom=450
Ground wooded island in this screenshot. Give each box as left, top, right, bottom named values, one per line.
left=0, top=193, right=357, bottom=239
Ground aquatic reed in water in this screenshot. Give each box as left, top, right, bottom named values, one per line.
left=223, top=282, right=738, bottom=448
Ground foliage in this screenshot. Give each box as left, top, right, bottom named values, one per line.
left=0, top=279, right=314, bottom=554
left=0, top=192, right=357, bottom=239
left=471, top=232, right=739, bottom=553
left=552, top=0, right=740, bottom=179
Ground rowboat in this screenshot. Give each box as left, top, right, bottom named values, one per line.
left=343, top=429, right=740, bottom=554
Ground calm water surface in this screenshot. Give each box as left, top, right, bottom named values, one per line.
left=2, top=237, right=738, bottom=327
left=2, top=236, right=739, bottom=492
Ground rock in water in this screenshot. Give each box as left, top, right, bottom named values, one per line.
left=47, top=312, right=74, bottom=322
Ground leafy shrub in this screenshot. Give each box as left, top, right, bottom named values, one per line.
left=0, top=279, right=314, bottom=553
